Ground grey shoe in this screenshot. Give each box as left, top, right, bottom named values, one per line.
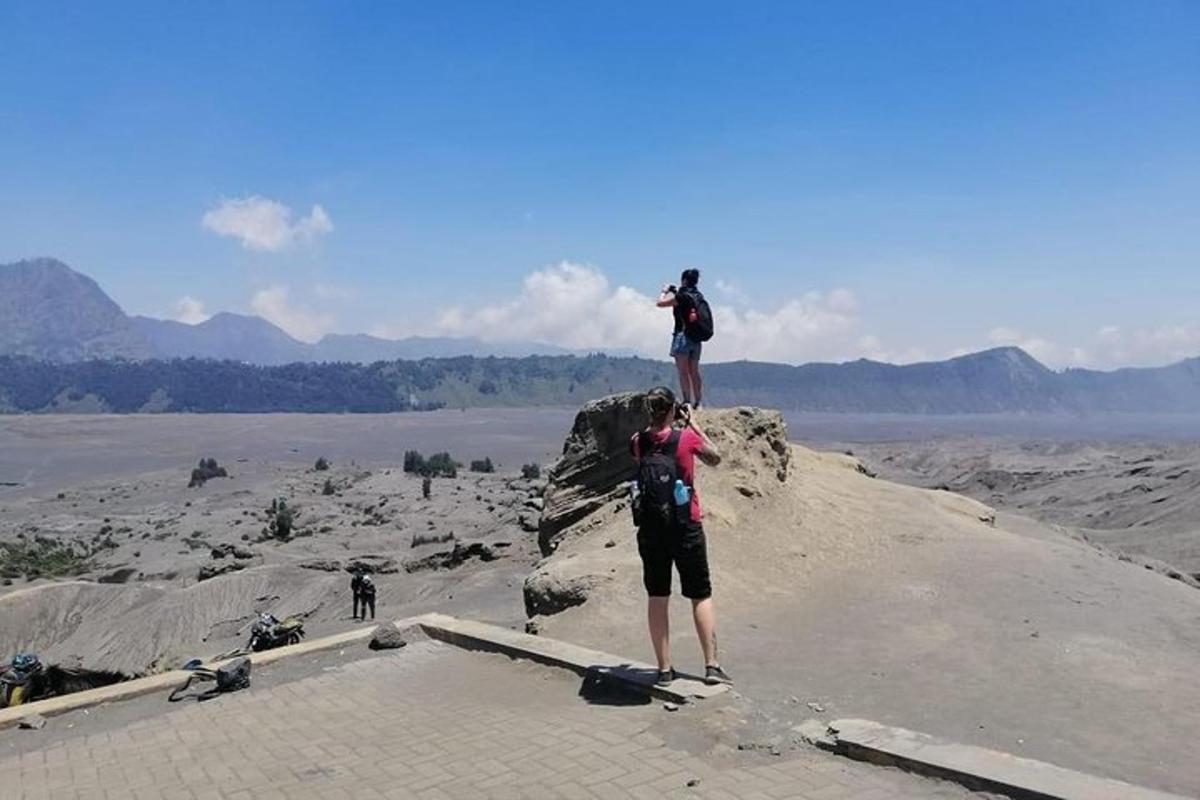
left=655, top=667, right=676, bottom=687
left=704, top=664, right=732, bottom=685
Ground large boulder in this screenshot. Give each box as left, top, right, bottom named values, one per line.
left=369, top=622, right=407, bottom=650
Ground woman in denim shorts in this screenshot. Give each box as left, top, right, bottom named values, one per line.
left=657, top=268, right=704, bottom=408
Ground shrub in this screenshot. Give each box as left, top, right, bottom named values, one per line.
left=422, top=476, right=432, bottom=499
left=314, top=456, right=331, bottom=471
left=411, top=531, right=454, bottom=547
left=405, top=450, right=458, bottom=478
left=322, top=478, right=336, bottom=496
left=469, top=457, right=495, bottom=473
left=0, top=540, right=90, bottom=580
left=188, top=457, right=228, bottom=488
left=403, top=450, right=426, bottom=474
left=425, top=452, right=458, bottom=478
left=268, top=498, right=295, bottom=541
left=521, top=463, right=541, bottom=480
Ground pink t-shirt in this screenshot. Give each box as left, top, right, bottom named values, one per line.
left=630, top=427, right=704, bottom=523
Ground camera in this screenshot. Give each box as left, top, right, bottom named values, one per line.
left=667, top=284, right=677, bottom=293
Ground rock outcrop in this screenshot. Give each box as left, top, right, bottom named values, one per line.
left=526, top=397, right=793, bottom=618
left=537, top=393, right=648, bottom=555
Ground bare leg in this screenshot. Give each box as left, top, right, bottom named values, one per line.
left=691, top=597, right=718, bottom=666
left=674, top=354, right=693, bottom=405
left=648, top=596, right=671, bottom=671
left=689, top=359, right=703, bottom=407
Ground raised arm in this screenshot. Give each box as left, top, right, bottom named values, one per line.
left=687, top=416, right=722, bottom=466
left=656, top=284, right=678, bottom=308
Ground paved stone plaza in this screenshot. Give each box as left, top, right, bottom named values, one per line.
left=7, top=642, right=976, bottom=799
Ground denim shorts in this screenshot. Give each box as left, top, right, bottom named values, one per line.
left=670, top=332, right=702, bottom=360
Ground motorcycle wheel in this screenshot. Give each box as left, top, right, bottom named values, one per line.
left=287, top=632, right=301, bottom=646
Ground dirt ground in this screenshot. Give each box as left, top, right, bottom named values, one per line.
left=4, top=409, right=1200, bottom=796
left=530, top=407, right=1200, bottom=797
left=836, top=438, right=1200, bottom=573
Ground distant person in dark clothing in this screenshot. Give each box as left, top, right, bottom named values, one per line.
left=359, top=574, right=376, bottom=620
left=657, top=268, right=708, bottom=409
left=629, top=386, right=731, bottom=687
left=351, top=569, right=367, bottom=620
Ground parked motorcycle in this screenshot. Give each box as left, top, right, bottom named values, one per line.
left=1, top=653, right=46, bottom=708
left=247, top=614, right=305, bottom=652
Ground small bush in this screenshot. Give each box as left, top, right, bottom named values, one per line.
left=403, top=450, right=426, bottom=474
left=422, top=476, right=432, bottom=499
left=188, top=457, right=228, bottom=488
left=268, top=498, right=295, bottom=541
left=521, top=463, right=542, bottom=480
left=405, top=450, right=458, bottom=478
left=314, top=456, right=330, bottom=471
left=425, top=452, right=458, bottom=478
left=470, top=457, right=495, bottom=473
left=322, top=478, right=336, bottom=496
left=0, top=540, right=90, bottom=580
left=411, top=531, right=455, bottom=548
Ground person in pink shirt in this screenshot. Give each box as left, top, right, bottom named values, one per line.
left=629, top=386, right=731, bottom=686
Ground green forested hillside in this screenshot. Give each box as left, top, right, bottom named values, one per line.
left=1, top=348, right=1198, bottom=414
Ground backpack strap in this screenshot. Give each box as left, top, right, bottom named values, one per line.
left=663, top=428, right=682, bottom=457
left=638, top=428, right=682, bottom=458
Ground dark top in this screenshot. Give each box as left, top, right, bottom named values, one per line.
left=671, top=289, right=694, bottom=334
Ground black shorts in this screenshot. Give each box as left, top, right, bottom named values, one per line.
left=636, top=521, right=712, bottom=599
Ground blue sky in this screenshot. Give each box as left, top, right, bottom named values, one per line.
left=1, top=1, right=1197, bottom=366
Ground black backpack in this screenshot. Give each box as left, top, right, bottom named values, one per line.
left=634, top=429, right=682, bottom=531
left=679, top=287, right=714, bottom=343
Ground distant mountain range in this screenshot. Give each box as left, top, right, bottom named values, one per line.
left=0, top=258, right=601, bottom=364
left=2, top=257, right=1199, bottom=415
left=0, top=344, right=1198, bottom=416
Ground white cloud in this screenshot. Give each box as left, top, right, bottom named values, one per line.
left=173, top=296, right=210, bottom=325
left=984, top=323, right=1200, bottom=370
left=250, top=285, right=335, bottom=342
left=986, top=327, right=1091, bottom=367
left=425, top=261, right=870, bottom=364
left=1087, top=323, right=1200, bottom=368
left=202, top=196, right=332, bottom=252
left=713, top=279, right=748, bottom=304
left=313, top=282, right=358, bottom=301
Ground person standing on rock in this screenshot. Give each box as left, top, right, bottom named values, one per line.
left=630, top=386, right=732, bottom=686
left=656, top=269, right=713, bottom=410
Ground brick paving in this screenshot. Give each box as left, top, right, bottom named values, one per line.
left=7, top=642, right=974, bottom=799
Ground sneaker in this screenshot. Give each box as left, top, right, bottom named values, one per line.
left=655, top=667, right=676, bottom=687
left=704, top=664, right=732, bottom=685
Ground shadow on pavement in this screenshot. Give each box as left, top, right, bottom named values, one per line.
left=577, top=666, right=653, bottom=706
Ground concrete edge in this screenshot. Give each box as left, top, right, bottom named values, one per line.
left=412, top=612, right=729, bottom=704
left=798, top=718, right=1190, bottom=800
